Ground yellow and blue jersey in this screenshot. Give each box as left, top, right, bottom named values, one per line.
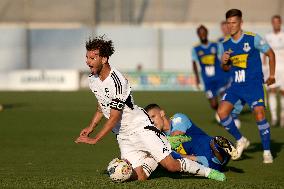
left=192, top=42, right=229, bottom=84
left=221, top=31, right=270, bottom=86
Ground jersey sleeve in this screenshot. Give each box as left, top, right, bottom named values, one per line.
left=254, top=34, right=271, bottom=54
left=171, top=113, right=193, bottom=133
left=109, top=72, right=130, bottom=111
left=191, top=48, right=199, bottom=62
left=217, top=42, right=224, bottom=60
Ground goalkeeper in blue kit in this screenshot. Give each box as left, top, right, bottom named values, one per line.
left=145, top=104, right=237, bottom=171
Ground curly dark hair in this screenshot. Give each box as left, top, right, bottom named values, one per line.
left=85, top=35, right=115, bottom=58
left=197, top=25, right=208, bottom=34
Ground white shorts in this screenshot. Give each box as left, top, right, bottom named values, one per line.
left=263, top=64, right=284, bottom=90
left=268, top=74, right=284, bottom=90
left=117, top=124, right=172, bottom=169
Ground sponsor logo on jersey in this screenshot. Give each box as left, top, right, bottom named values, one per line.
left=175, top=144, right=187, bottom=155
left=201, top=55, right=215, bottom=65
left=258, top=99, right=264, bottom=103
left=230, top=54, right=248, bottom=68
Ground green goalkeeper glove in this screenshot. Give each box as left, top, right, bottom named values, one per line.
left=167, top=135, right=191, bottom=150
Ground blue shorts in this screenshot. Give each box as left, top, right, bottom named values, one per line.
left=222, top=81, right=266, bottom=110
left=204, top=79, right=229, bottom=99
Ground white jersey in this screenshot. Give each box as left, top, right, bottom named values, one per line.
left=264, top=31, right=284, bottom=89
left=88, top=67, right=150, bottom=134
left=265, top=31, right=284, bottom=71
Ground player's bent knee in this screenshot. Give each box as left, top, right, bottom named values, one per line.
left=253, top=107, right=266, bottom=121
left=217, top=108, right=228, bottom=120
left=210, top=103, right=218, bottom=110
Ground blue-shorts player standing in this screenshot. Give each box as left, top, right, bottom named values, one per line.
left=145, top=104, right=237, bottom=171
left=218, top=9, right=276, bottom=163
left=192, top=25, right=230, bottom=119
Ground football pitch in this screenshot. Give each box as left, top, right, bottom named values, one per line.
left=0, top=91, right=284, bottom=189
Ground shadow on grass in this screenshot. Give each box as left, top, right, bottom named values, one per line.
left=244, top=140, right=283, bottom=159
left=102, top=166, right=211, bottom=181
left=223, top=166, right=244, bottom=173
left=150, top=166, right=207, bottom=180
left=2, top=103, right=28, bottom=110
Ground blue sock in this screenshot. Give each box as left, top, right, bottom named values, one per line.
left=257, top=119, right=271, bottom=150
left=220, top=115, right=242, bottom=140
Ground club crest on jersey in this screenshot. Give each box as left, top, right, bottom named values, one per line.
left=105, top=88, right=110, bottom=97
left=210, top=47, right=216, bottom=54
left=198, top=50, right=204, bottom=56
left=243, top=42, right=251, bottom=52
left=172, top=117, right=182, bottom=124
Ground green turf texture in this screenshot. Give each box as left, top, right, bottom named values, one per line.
left=0, top=91, right=284, bottom=189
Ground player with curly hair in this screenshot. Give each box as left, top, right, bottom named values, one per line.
left=75, top=35, right=226, bottom=181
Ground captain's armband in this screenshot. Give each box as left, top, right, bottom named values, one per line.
left=110, top=99, right=125, bottom=111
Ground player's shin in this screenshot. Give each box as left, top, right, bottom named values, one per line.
left=220, top=115, right=242, bottom=140
left=141, top=157, right=158, bottom=178
left=177, top=158, right=226, bottom=181
left=281, top=95, right=284, bottom=127
left=257, top=119, right=271, bottom=150
left=178, top=158, right=210, bottom=176
left=268, top=93, right=277, bottom=126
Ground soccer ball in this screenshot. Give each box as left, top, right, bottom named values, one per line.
left=107, top=158, right=133, bottom=182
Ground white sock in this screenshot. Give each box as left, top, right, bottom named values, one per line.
left=178, top=158, right=211, bottom=177
left=264, top=150, right=271, bottom=155
left=142, top=157, right=158, bottom=177
left=280, top=95, right=284, bottom=116
left=281, top=95, right=284, bottom=125
left=237, top=136, right=245, bottom=143
left=269, top=93, right=277, bottom=121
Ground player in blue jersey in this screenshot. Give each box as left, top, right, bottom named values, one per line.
left=192, top=25, right=231, bottom=121
left=218, top=21, right=244, bottom=129
left=145, top=104, right=237, bottom=171
left=218, top=9, right=276, bottom=163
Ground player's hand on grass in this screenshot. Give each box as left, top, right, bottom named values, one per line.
left=80, top=126, right=93, bottom=136
left=265, top=76, right=275, bottom=86
left=75, top=136, right=97, bottom=144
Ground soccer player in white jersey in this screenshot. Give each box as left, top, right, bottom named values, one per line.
left=263, top=15, right=284, bottom=127
left=75, top=36, right=226, bottom=181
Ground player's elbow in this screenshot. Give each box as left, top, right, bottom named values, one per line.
left=266, top=48, right=275, bottom=61
left=217, top=108, right=229, bottom=120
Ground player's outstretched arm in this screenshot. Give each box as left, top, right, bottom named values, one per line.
left=264, top=48, right=276, bottom=86
left=75, top=108, right=122, bottom=145
left=79, top=103, right=104, bottom=136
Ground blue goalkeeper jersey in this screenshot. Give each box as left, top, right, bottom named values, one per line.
left=192, top=42, right=229, bottom=85
left=221, top=31, right=270, bottom=86
left=168, top=113, right=230, bottom=171
left=169, top=113, right=212, bottom=157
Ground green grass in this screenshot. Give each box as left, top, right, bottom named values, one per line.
left=0, top=91, right=284, bottom=188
